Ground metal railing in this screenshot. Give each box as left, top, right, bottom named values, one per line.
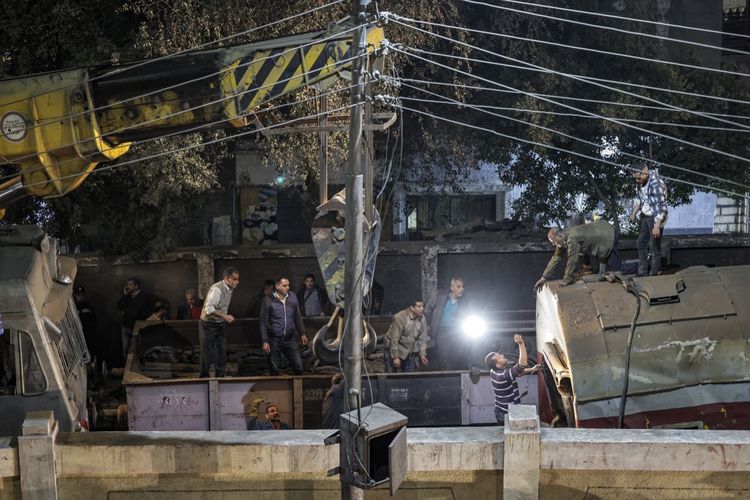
left=53, top=299, right=90, bottom=378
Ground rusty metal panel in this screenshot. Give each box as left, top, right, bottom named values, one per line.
left=380, top=373, right=460, bottom=426
left=126, top=383, right=209, bottom=431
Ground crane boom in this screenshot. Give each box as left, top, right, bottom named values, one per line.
left=0, top=21, right=385, bottom=211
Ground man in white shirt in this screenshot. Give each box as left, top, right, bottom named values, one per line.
left=199, top=267, right=239, bottom=377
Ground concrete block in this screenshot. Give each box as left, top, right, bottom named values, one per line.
left=22, top=411, right=55, bottom=437
left=720, top=207, right=740, bottom=216
left=504, top=405, right=540, bottom=500
left=18, top=413, right=58, bottom=500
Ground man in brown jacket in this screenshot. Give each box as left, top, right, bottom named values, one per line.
left=534, top=220, right=620, bottom=291
left=384, top=300, right=429, bottom=373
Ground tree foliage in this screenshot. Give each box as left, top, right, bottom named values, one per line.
left=1, top=0, right=749, bottom=254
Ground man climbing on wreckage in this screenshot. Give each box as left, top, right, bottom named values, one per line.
left=534, top=219, right=621, bottom=291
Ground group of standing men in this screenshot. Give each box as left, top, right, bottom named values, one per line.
left=199, top=269, right=310, bottom=378
left=382, top=276, right=472, bottom=373
left=534, top=164, right=669, bottom=290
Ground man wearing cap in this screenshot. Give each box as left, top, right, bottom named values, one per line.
left=485, top=334, right=540, bottom=424
left=247, top=398, right=290, bottom=430
left=199, top=267, right=239, bottom=378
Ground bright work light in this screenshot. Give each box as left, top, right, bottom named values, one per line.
left=462, top=315, right=486, bottom=339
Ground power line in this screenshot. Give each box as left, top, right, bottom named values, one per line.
left=389, top=14, right=750, bottom=81
left=18, top=102, right=358, bottom=194
left=393, top=82, right=750, bottom=191
left=398, top=77, right=750, bottom=120
left=392, top=102, right=746, bottom=199
left=392, top=44, right=750, bottom=166
left=491, top=0, right=750, bottom=41
left=386, top=22, right=750, bottom=130
left=0, top=49, right=361, bottom=183
left=388, top=22, right=750, bottom=161
left=456, top=0, right=750, bottom=58
left=403, top=45, right=750, bottom=109
left=397, top=89, right=750, bottom=133
left=0, top=0, right=346, bottom=110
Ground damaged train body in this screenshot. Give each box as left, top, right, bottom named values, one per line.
left=536, top=265, right=750, bottom=429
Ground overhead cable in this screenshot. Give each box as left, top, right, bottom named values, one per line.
left=392, top=44, right=750, bottom=166
left=388, top=20, right=750, bottom=161
left=392, top=102, right=747, bottom=199
left=491, top=0, right=750, bottom=41
left=399, top=77, right=750, bottom=121
left=457, top=0, right=750, bottom=57
left=389, top=23, right=750, bottom=128
left=390, top=15, right=750, bottom=81
left=395, top=82, right=750, bottom=190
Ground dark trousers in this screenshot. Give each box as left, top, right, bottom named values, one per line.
left=494, top=407, right=507, bottom=425
left=637, top=216, right=662, bottom=276
left=267, top=337, right=304, bottom=375
left=384, top=350, right=418, bottom=373
left=199, top=321, right=227, bottom=377
left=437, top=332, right=467, bottom=370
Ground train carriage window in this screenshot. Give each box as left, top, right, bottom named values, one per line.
left=0, top=331, right=15, bottom=395
left=18, top=331, right=47, bottom=395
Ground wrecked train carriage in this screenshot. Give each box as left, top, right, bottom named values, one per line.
left=536, top=265, right=750, bottom=429
left=0, top=226, right=89, bottom=435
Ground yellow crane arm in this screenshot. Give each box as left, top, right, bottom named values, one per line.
left=0, top=21, right=385, bottom=214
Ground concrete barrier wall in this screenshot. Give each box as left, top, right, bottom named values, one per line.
left=4, top=407, right=750, bottom=499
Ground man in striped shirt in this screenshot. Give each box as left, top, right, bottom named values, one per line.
left=485, top=334, right=540, bottom=424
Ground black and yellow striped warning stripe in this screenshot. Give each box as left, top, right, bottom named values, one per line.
left=223, top=39, right=352, bottom=116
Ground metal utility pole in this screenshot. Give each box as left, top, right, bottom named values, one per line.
left=319, top=91, right=329, bottom=205
left=341, top=1, right=369, bottom=499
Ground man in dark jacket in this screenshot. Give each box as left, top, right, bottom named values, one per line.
left=534, top=219, right=620, bottom=291
left=176, top=288, right=203, bottom=320
left=297, top=274, right=330, bottom=317
left=116, top=277, right=154, bottom=364
left=259, top=277, right=308, bottom=375
left=425, top=277, right=468, bottom=370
